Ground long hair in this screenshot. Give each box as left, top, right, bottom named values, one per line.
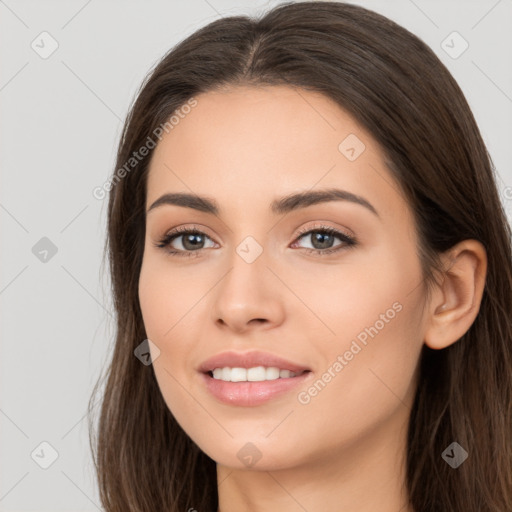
left=88, top=2, right=512, bottom=510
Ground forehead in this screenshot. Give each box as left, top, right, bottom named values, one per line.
left=150, top=85, right=373, bottom=167
left=145, top=85, right=407, bottom=223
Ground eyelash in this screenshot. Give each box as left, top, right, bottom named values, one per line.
left=154, top=224, right=357, bottom=258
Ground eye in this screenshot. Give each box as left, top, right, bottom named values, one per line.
left=155, top=226, right=217, bottom=258
left=154, top=224, right=357, bottom=258
left=291, top=225, right=357, bottom=256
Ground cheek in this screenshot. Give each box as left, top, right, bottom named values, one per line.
left=138, top=251, right=210, bottom=386
left=297, top=248, right=425, bottom=427
left=138, top=256, right=202, bottom=416
left=291, top=242, right=420, bottom=346
left=138, top=252, right=204, bottom=339
left=290, top=299, right=423, bottom=468
left=302, top=297, right=422, bottom=443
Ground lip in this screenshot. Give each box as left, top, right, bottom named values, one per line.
left=198, top=350, right=311, bottom=374
left=200, top=371, right=312, bottom=407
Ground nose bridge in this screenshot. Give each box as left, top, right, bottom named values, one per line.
left=220, top=235, right=269, bottom=302
left=211, top=233, right=285, bottom=330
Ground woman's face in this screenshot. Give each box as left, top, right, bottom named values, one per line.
left=139, top=85, right=428, bottom=471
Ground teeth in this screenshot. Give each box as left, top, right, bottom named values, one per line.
left=211, top=366, right=302, bottom=382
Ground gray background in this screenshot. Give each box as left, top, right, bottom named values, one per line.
left=1, top=0, right=511, bottom=510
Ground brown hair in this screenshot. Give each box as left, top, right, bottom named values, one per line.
left=88, top=2, right=512, bottom=510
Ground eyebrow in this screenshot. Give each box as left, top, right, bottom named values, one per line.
left=146, top=188, right=379, bottom=217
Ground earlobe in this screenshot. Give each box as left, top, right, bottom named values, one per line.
left=424, top=239, right=487, bottom=350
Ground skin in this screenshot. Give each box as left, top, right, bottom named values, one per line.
left=138, top=85, right=487, bottom=512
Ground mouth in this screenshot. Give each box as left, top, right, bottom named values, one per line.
left=197, top=350, right=313, bottom=406
left=200, top=368, right=313, bottom=407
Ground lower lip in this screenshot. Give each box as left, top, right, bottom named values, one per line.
left=201, top=371, right=312, bottom=407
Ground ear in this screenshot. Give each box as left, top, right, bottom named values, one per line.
left=424, top=239, right=487, bottom=350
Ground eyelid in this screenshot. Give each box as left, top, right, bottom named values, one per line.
left=161, top=224, right=218, bottom=242
left=154, top=224, right=219, bottom=248
left=293, top=221, right=355, bottom=240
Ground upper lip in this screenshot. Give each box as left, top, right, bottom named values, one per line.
left=198, top=350, right=311, bottom=374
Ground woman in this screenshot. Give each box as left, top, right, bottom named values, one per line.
left=88, top=2, right=512, bottom=511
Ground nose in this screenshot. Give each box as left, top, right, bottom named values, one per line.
left=211, top=249, right=286, bottom=334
